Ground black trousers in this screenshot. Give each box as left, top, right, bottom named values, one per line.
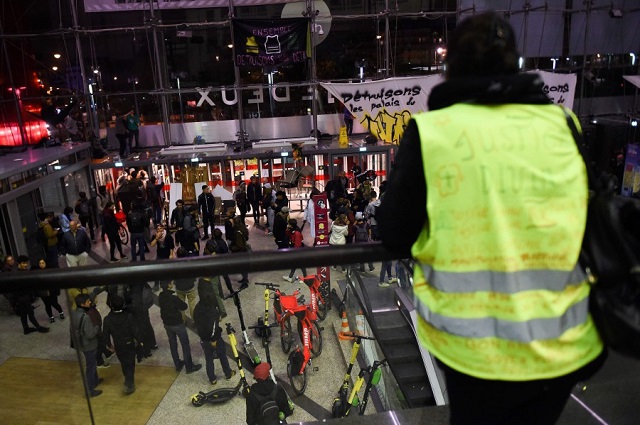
left=439, top=350, right=606, bottom=425
left=115, top=341, right=136, bottom=388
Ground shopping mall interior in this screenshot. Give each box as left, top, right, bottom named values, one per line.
left=0, top=1, right=639, bottom=424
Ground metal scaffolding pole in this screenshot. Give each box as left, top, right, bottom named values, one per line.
left=69, top=0, right=98, bottom=138
left=148, top=1, right=171, bottom=146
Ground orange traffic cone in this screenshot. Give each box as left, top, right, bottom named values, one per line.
left=338, top=311, right=354, bottom=340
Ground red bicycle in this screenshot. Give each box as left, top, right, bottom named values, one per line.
left=260, top=283, right=322, bottom=395
left=297, top=274, right=328, bottom=321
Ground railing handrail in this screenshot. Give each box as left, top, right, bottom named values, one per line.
left=0, top=244, right=403, bottom=292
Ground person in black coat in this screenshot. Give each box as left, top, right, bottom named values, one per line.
left=159, top=281, right=201, bottom=373
left=246, top=176, right=262, bottom=225
left=193, top=284, right=235, bottom=385
left=102, top=295, right=140, bottom=395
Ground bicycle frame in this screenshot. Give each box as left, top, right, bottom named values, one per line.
left=298, top=274, right=327, bottom=321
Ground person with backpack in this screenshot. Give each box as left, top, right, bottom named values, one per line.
left=205, top=228, right=234, bottom=295
left=71, top=293, right=102, bottom=397
left=193, top=283, right=236, bottom=386
left=127, top=202, right=149, bottom=262
left=182, top=205, right=201, bottom=255
left=364, top=190, right=380, bottom=241
left=75, top=191, right=96, bottom=243
left=246, top=362, right=293, bottom=425
left=39, top=212, right=61, bottom=269
left=377, top=13, right=605, bottom=424
left=102, top=294, right=140, bottom=395
left=353, top=212, right=375, bottom=275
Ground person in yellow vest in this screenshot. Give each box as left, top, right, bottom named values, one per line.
left=378, top=12, right=605, bottom=425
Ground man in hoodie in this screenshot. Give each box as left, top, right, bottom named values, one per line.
left=193, top=283, right=236, bottom=385
left=159, top=281, right=202, bottom=374
left=71, top=293, right=102, bottom=397
left=245, top=362, right=293, bottom=425
left=102, top=294, right=140, bottom=395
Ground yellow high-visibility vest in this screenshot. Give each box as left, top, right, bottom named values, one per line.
left=412, top=104, right=603, bottom=380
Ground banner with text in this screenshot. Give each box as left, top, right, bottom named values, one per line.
left=233, top=19, right=309, bottom=68
left=84, top=0, right=295, bottom=13
left=320, top=70, right=576, bottom=144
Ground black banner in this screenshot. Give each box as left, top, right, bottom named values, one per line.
left=233, top=19, right=309, bottom=67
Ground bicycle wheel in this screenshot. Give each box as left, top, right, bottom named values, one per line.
left=310, top=321, right=323, bottom=357
left=288, top=359, right=307, bottom=396
left=316, top=297, right=328, bottom=321
left=280, top=317, right=293, bottom=354
left=118, top=226, right=129, bottom=245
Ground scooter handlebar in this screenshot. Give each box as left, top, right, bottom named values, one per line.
left=342, top=332, right=376, bottom=341
left=224, top=284, right=250, bottom=300
left=248, top=323, right=279, bottom=330
left=255, top=282, right=280, bottom=288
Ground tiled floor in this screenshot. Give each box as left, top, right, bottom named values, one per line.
left=2, top=211, right=639, bottom=425
left=0, top=211, right=374, bottom=424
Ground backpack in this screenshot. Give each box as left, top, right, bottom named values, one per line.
left=78, top=200, right=90, bottom=216
left=128, top=211, right=144, bottom=230
left=354, top=223, right=368, bottom=243
left=253, top=386, right=280, bottom=425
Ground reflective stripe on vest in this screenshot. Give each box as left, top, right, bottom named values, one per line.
left=420, top=263, right=587, bottom=294
left=414, top=291, right=589, bottom=343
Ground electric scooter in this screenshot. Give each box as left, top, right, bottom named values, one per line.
left=225, top=284, right=261, bottom=366
left=252, top=282, right=281, bottom=384
left=190, top=323, right=251, bottom=406
left=331, top=332, right=376, bottom=418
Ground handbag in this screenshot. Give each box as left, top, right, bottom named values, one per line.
left=566, top=108, right=640, bottom=358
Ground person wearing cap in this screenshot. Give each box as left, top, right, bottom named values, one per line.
left=246, top=362, right=293, bottom=425
left=377, top=12, right=604, bottom=424
left=272, top=206, right=290, bottom=250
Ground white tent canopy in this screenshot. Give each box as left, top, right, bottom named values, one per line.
left=623, top=75, right=640, bottom=90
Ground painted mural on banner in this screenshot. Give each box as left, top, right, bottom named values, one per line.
left=84, top=0, right=295, bottom=13
left=319, top=70, right=577, bottom=144
left=233, top=19, right=309, bottom=68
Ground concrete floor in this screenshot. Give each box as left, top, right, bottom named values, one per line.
left=0, top=211, right=381, bottom=424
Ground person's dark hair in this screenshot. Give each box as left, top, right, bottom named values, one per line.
left=110, top=294, right=124, bottom=310
left=176, top=246, right=188, bottom=258
left=79, top=191, right=87, bottom=199
left=105, top=201, right=114, bottom=210
left=213, top=228, right=223, bottom=239
left=288, top=218, right=298, bottom=229
left=202, top=185, right=208, bottom=191
left=370, top=190, right=377, bottom=199
left=176, top=199, right=184, bottom=206
left=75, top=293, right=91, bottom=308
left=98, top=185, right=107, bottom=194
left=446, top=12, right=519, bottom=79
left=64, top=206, right=74, bottom=216
left=197, top=281, right=216, bottom=304
left=17, top=255, right=30, bottom=264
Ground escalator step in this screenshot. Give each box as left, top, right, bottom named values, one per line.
left=403, top=381, right=436, bottom=408
left=385, top=342, right=421, bottom=363
left=393, top=361, right=428, bottom=384
left=376, top=326, right=414, bottom=344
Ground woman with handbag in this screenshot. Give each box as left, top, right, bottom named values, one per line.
left=103, top=202, right=127, bottom=262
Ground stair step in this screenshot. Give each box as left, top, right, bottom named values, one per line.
left=393, top=361, right=428, bottom=384
left=376, top=326, right=414, bottom=345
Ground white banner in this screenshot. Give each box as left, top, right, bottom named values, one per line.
left=84, top=0, right=294, bottom=13
left=320, top=71, right=576, bottom=143
left=321, top=75, right=443, bottom=144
